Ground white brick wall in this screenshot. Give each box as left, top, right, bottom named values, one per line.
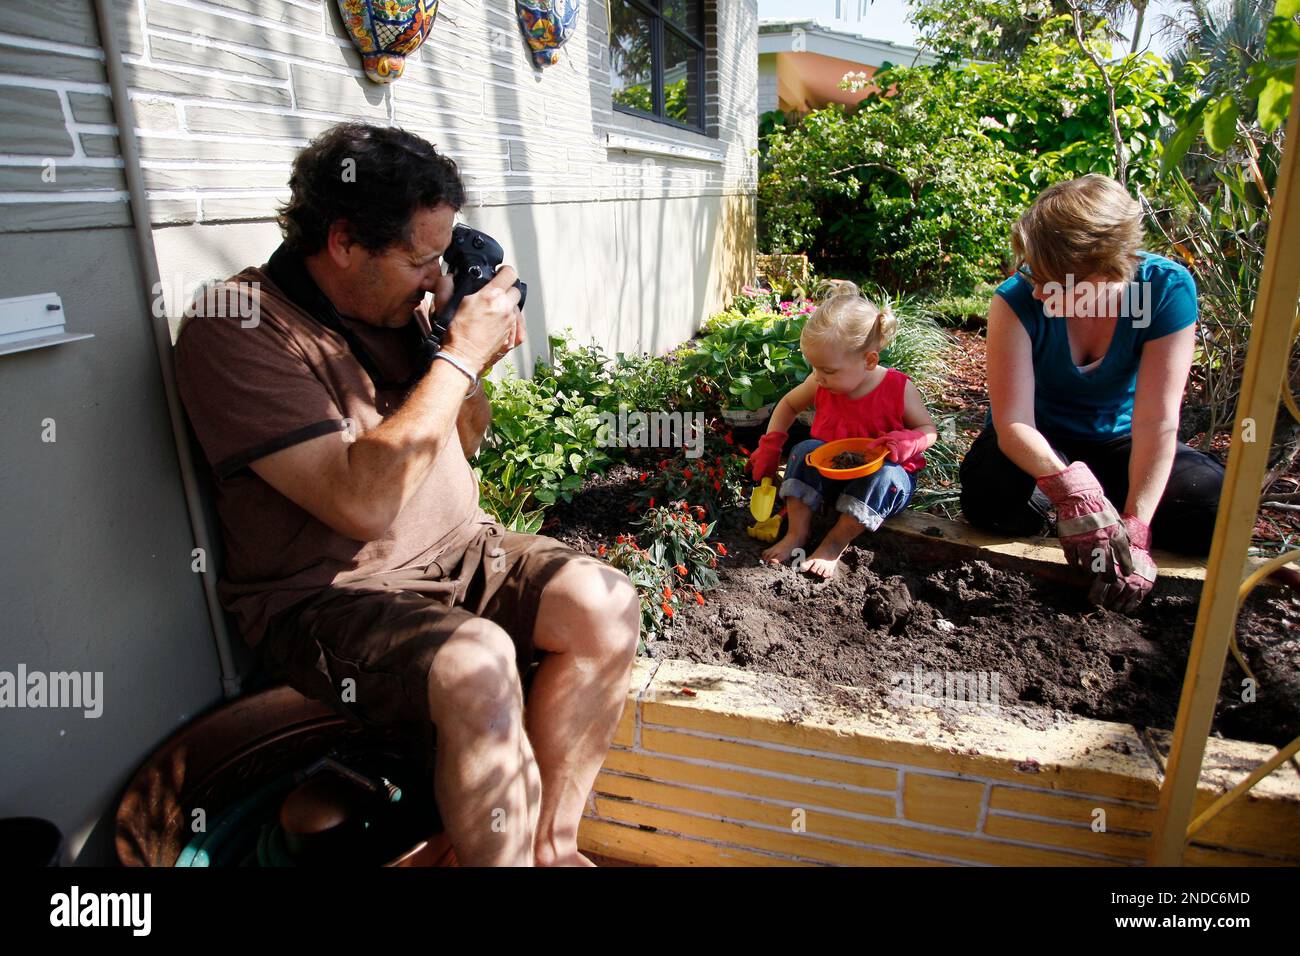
left=0, top=0, right=758, bottom=231
left=0, top=1, right=128, bottom=232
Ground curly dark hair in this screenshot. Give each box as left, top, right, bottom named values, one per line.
left=277, top=123, right=466, bottom=255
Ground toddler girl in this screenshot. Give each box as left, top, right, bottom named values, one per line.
left=747, top=292, right=938, bottom=577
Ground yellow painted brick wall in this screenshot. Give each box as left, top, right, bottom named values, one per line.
left=580, top=660, right=1300, bottom=867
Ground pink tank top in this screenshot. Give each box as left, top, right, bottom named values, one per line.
left=811, top=367, right=925, bottom=473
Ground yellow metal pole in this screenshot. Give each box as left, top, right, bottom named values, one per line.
left=1148, top=61, right=1300, bottom=866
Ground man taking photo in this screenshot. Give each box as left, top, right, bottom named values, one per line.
left=175, top=122, right=639, bottom=866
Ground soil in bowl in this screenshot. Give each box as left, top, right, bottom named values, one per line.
left=546, top=463, right=1300, bottom=746
left=831, top=451, right=868, bottom=469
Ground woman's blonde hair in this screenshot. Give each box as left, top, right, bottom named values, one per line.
left=1010, top=173, right=1143, bottom=286
left=801, top=291, right=897, bottom=355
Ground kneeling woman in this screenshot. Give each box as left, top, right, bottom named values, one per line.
left=960, top=174, right=1224, bottom=611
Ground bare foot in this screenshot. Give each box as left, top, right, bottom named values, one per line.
left=802, top=535, right=853, bottom=578
left=762, top=530, right=807, bottom=565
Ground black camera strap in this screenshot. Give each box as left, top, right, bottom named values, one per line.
left=265, top=243, right=431, bottom=393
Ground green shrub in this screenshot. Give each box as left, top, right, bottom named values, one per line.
left=477, top=371, right=610, bottom=520
left=680, top=315, right=812, bottom=412
left=758, top=17, right=1197, bottom=291
left=534, top=331, right=700, bottom=415
left=923, top=283, right=998, bottom=328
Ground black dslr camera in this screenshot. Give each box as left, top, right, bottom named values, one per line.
left=414, top=225, right=528, bottom=379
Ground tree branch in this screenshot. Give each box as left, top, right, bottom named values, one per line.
left=1068, top=2, right=1129, bottom=185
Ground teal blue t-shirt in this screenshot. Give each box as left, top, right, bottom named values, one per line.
left=991, top=251, right=1198, bottom=441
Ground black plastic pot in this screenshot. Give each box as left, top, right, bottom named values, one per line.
left=0, top=817, right=64, bottom=867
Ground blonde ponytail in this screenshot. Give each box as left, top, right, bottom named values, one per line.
left=802, top=293, right=896, bottom=355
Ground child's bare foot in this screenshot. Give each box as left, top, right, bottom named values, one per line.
left=762, top=530, right=807, bottom=565
left=802, top=520, right=864, bottom=578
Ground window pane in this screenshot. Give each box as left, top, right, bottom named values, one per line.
left=662, top=0, right=702, bottom=39
left=663, top=28, right=701, bottom=127
left=609, top=0, right=653, bottom=115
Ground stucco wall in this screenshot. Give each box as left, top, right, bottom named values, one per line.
left=0, top=226, right=224, bottom=864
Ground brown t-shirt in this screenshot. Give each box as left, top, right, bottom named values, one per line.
left=173, top=263, right=489, bottom=647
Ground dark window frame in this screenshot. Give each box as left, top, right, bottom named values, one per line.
left=609, top=0, right=707, bottom=134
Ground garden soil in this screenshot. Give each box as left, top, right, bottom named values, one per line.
left=548, top=463, right=1300, bottom=747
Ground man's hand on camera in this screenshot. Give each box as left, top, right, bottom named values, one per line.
left=436, top=265, right=524, bottom=376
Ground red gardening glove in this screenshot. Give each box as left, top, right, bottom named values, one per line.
left=1035, top=461, right=1131, bottom=574
left=873, top=429, right=929, bottom=466
left=746, top=430, right=787, bottom=481
left=1089, top=514, right=1157, bottom=613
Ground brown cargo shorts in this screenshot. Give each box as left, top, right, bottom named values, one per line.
left=261, top=519, right=584, bottom=728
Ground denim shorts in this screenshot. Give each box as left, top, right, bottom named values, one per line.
left=780, top=438, right=917, bottom=530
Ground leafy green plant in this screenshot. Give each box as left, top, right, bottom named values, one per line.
left=1149, top=0, right=1289, bottom=445
left=531, top=334, right=618, bottom=414
left=477, top=371, right=610, bottom=511
left=601, top=501, right=726, bottom=649
left=474, top=472, right=547, bottom=535
left=729, top=285, right=779, bottom=317
left=681, top=316, right=811, bottom=411
left=534, top=331, right=699, bottom=417
left=1147, top=164, right=1271, bottom=442
left=923, top=288, right=996, bottom=327
left=1160, top=0, right=1293, bottom=161
left=759, top=17, right=1196, bottom=290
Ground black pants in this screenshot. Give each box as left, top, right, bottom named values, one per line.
left=958, top=425, right=1225, bottom=556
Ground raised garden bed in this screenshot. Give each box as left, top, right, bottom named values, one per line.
left=550, top=464, right=1300, bottom=749
left=551, top=461, right=1300, bottom=866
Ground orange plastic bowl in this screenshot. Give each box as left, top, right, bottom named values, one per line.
left=805, top=438, right=888, bottom=479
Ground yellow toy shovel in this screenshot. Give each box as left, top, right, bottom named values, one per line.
left=746, top=477, right=782, bottom=542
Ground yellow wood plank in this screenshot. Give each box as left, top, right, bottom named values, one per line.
left=640, top=726, right=897, bottom=791
left=1188, top=791, right=1300, bottom=859
left=641, top=665, right=1160, bottom=804
left=591, top=799, right=950, bottom=867
left=1182, top=842, right=1300, bottom=867
left=594, top=777, right=1125, bottom=867
left=612, top=707, right=634, bottom=748
left=601, top=748, right=896, bottom=818
left=578, top=817, right=812, bottom=867
left=988, top=786, right=1155, bottom=834
left=983, top=814, right=1149, bottom=861
left=885, top=511, right=1211, bottom=580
